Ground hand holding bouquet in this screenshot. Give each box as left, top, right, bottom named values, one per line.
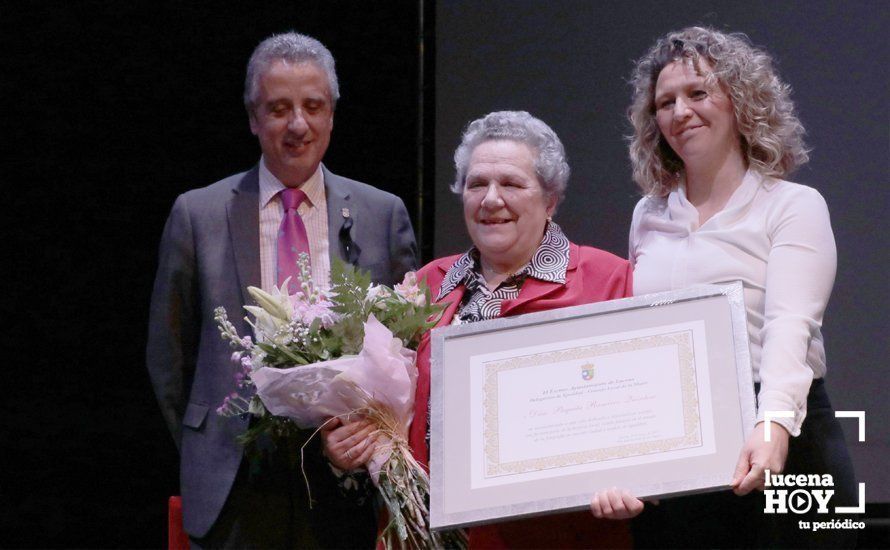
left=214, top=257, right=463, bottom=548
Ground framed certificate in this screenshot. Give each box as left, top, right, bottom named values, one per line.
left=429, top=282, right=756, bottom=530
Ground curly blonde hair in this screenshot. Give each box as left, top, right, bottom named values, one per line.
left=628, top=26, right=809, bottom=196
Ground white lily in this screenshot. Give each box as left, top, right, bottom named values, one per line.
left=244, top=305, right=288, bottom=338
left=248, top=282, right=293, bottom=321
left=366, top=284, right=391, bottom=302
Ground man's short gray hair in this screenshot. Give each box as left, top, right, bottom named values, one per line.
left=244, top=31, right=340, bottom=113
left=452, top=111, right=570, bottom=206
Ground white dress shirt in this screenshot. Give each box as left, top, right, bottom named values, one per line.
left=258, top=159, right=331, bottom=291
left=629, top=170, right=837, bottom=436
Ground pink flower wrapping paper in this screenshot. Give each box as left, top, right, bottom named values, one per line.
left=251, top=314, right=417, bottom=482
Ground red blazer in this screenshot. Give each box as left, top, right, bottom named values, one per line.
left=412, top=242, right=633, bottom=549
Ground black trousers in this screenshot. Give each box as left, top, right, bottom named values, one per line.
left=189, top=435, right=377, bottom=549
left=632, top=379, right=858, bottom=549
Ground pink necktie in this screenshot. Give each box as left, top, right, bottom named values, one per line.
left=277, top=188, right=310, bottom=294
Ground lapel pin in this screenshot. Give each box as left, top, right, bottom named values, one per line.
left=341, top=207, right=350, bottom=219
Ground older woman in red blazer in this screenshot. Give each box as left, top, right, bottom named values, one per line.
left=326, top=111, right=633, bottom=546
left=414, top=111, right=632, bottom=548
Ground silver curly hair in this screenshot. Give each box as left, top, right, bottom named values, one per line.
left=628, top=26, right=809, bottom=196
left=244, top=32, right=340, bottom=113
left=452, top=111, right=570, bottom=206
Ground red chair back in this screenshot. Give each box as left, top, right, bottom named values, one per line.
left=168, top=496, right=190, bottom=550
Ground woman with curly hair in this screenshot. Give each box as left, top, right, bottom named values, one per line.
left=591, top=27, right=857, bottom=548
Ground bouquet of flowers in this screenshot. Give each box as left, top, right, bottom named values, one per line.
left=213, top=256, right=463, bottom=549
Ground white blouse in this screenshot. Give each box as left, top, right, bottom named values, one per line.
left=629, top=170, right=837, bottom=436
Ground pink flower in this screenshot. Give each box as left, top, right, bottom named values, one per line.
left=293, top=298, right=339, bottom=328
left=394, top=271, right=425, bottom=307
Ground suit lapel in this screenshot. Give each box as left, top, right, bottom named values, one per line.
left=227, top=167, right=261, bottom=307
left=323, top=166, right=355, bottom=265
left=435, top=286, right=465, bottom=328
left=433, top=262, right=465, bottom=327
left=499, top=278, right=562, bottom=316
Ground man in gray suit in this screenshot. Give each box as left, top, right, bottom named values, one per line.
left=147, top=32, right=417, bottom=548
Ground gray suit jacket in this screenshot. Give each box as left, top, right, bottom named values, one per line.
left=146, top=165, right=417, bottom=539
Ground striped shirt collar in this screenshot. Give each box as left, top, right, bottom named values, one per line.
left=258, top=158, right=325, bottom=209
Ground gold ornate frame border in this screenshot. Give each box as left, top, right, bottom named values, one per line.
left=482, top=330, right=701, bottom=477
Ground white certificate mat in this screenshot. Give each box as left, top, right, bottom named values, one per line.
left=430, top=283, right=755, bottom=530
